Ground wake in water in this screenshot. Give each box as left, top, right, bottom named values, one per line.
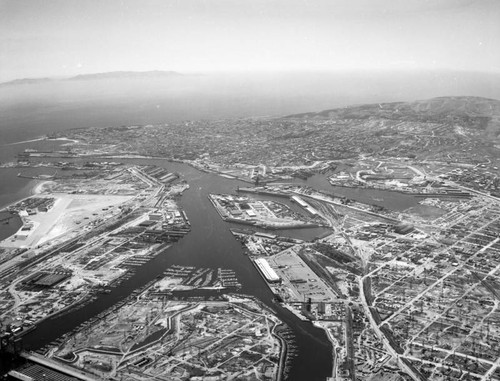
left=3, top=136, right=79, bottom=146
left=3, top=137, right=46, bottom=146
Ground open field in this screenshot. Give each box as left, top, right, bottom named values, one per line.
left=1, top=194, right=133, bottom=249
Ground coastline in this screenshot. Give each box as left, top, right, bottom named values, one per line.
left=0, top=180, right=54, bottom=243
left=0, top=180, right=50, bottom=212
left=3, top=136, right=79, bottom=147
left=3, top=136, right=46, bottom=146
left=31, top=180, right=54, bottom=196
left=1, top=155, right=336, bottom=380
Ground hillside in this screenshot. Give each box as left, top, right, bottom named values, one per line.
left=287, top=96, right=500, bottom=145
left=288, top=96, right=500, bottom=134
left=289, top=96, right=500, bottom=117
left=56, top=96, right=500, bottom=168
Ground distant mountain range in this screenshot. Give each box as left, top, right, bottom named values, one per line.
left=0, top=70, right=183, bottom=87
left=0, top=77, right=55, bottom=86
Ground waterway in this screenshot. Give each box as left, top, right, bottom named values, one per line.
left=286, top=172, right=421, bottom=211
left=1, top=156, right=421, bottom=380
left=7, top=159, right=332, bottom=380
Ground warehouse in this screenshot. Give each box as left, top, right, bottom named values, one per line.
left=254, top=258, right=281, bottom=283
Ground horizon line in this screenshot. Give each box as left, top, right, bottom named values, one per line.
left=2, top=67, right=500, bottom=85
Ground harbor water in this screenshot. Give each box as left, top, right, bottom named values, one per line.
left=0, top=153, right=421, bottom=380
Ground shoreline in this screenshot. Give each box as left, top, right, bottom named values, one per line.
left=3, top=136, right=46, bottom=146
left=0, top=180, right=54, bottom=244
left=0, top=155, right=335, bottom=380
left=0, top=179, right=50, bottom=213
left=3, top=136, right=80, bottom=147
left=31, top=180, right=54, bottom=196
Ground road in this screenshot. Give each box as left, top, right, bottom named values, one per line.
left=21, top=352, right=98, bottom=381
left=357, top=211, right=500, bottom=380
left=358, top=275, right=424, bottom=381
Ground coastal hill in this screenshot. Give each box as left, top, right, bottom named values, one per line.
left=0, top=70, right=183, bottom=87
left=287, top=96, right=500, bottom=142
left=54, top=95, right=500, bottom=167
left=288, top=96, right=500, bottom=119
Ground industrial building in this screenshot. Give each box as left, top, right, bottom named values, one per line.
left=290, top=195, right=318, bottom=216
left=290, top=195, right=309, bottom=208
left=394, top=223, right=414, bottom=235
left=254, top=258, right=281, bottom=283
left=149, top=212, right=163, bottom=221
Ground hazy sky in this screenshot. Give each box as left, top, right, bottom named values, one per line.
left=1, top=0, right=499, bottom=81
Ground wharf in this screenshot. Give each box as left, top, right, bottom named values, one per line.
left=237, top=187, right=290, bottom=198
left=17, top=352, right=98, bottom=381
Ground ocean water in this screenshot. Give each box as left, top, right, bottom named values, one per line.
left=2, top=70, right=497, bottom=208
left=1, top=70, right=498, bottom=209
left=0, top=138, right=69, bottom=239
left=2, top=70, right=500, bottom=145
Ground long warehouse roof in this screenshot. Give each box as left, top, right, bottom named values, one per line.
left=254, top=258, right=280, bottom=282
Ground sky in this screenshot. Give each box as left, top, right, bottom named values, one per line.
left=0, top=0, right=499, bottom=81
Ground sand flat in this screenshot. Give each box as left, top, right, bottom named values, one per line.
left=0, top=193, right=133, bottom=248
